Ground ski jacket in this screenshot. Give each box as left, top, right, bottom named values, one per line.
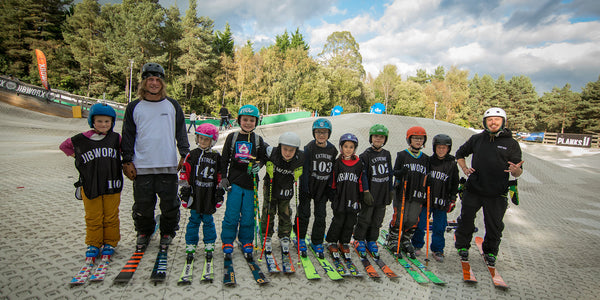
left=428, top=154, right=459, bottom=208
left=360, top=147, right=393, bottom=206
left=220, top=130, right=268, bottom=190
left=264, top=146, right=305, bottom=201
left=121, top=97, right=189, bottom=173
left=181, top=148, right=223, bottom=214
left=394, top=149, right=429, bottom=205
left=299, top=140, right=338, bottom=198
left=455, top=128, right=522, bottom=197
left=331, top=155, right=364, bottom=213
left=71, top=131, right=123, bottom=199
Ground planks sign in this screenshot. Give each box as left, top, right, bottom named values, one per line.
left=556, top=133, right=593, bottom=148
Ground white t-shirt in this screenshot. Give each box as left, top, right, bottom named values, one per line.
left=190, top=113, right=197, bottom=121
left=132, top=99, right=178, bottom=169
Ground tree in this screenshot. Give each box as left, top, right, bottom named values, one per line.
left=392, top=80, right=427, bottom=117
left=275, top=30, right=291, bottom=53
left=578, top=75, right=600, bottom=132
left=408, top=69, right=430, bottom=84
left=290, top=28, right=309, bottom=51
left=506, top=75, right=538, bottom=131
left=374, top=64, right=401, bottom=112
left=318, top=31, right=365, bottom=77
left=214, top=22, right=234, bottom=57
left=539, top=84, right=580, bottom=133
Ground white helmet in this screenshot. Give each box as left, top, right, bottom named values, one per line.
left=279, top=132, right=301, bottom=148
left=483, top=107, right=506, bottom=132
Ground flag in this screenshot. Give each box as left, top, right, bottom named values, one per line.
left=35, top=49, right=49, bottom=90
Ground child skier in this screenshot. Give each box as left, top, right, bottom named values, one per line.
left=294, top=118, right=338, bottom=258
left=386, top=126, right=429, bottom=259
left=411, top=134, right=459, bottom=262
left=353, top=124, right=393, bottom=257
left=326, top=133, right=366, bottom=259
left=59, top=103, right=122, bottom=259
left=179, top=123, right=223, bottom=259
left=219, top=104, right=268, bottom=256
left=261, top=132, right=304, bottom=254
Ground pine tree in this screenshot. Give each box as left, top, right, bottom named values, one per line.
left=578, top=75, right=600, bottom=133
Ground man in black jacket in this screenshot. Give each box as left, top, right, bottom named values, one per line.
left=454, top=107, right=523, bottom=266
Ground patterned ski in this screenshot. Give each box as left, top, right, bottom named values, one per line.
left=366, top=246, right=398, bottom=279
left=201, top=252, right=214, bottom=282
left=379, top=230, right=428, bottom=284
left=263, top=250, right=282, bottom=273
left=113, top=216, right=160, bottom=284
left=223, top=253, right=236, bottom=286
left=328, top=247, right=350, bottom=277
left=308, top=239, right=343, bottom=281
left=281, top=250, right=296, bottom=274
left=243, top=253, right=269, bottom=285
left=177, top=253, right=194, bottom=285
left=404, top=253, right=446, bottom=285
left=290, top=233, right=320, bottom=280
left=69, top=257, right=95, bottom=285
left=351, top=241, right=379, bottom=278
left=149, top=244, right=169, bottom=283
left=89, top=255, right=111, bottom=281
left=475, top=237, right=509, bottom=289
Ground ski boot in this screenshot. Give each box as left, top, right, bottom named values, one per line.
left=386, top=229, right=401, bottom=257
left=242, top=243, right=254, bottom=257
left=159, top=234, right=173, bottom=246
left=101, top=244, right=115, bottom=257
left=311, top=243, right=325, bottom=259
left=296, top=237, right=307, bottom=253
left=185, top=244, right=197, bottom=254
left=457, top=248, right=469, bottom=261
left=280, top=237, right=290, bottom=254
left=339, top=243, right=351, bottom=260
left=222, top=243, right=234, bottom=254
left=484, top=253, right=496, bottom=266
left=414, top=248, right=422, bottom=257
left=355, top=240, right=367, bottom=253
left=264, top=237, right=273, bottom=253
left=432, top=251, right=444, bottom=263
left=86, top=245, right=100, bottom=259
left=136, top=233, right=150, bottom=247
left=205, top=242, right=214, bottom=259
left=400, top=238, right=416, bottom=259
left=366, top=241, right=379, bottom=258
left=327, top=243, right=340, bottom=259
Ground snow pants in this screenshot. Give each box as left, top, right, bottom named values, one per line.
left=354, top=204, right=387, bottom=242
left=221, top=184, right=255, bottom=246
left=412, top=207, right=448, bottom=253
left=83, top=191, right=121, bottom=248
left=132, top=174, right=180, bottom=237
left=261, top=185, right=292, bottom=238
left=294, top=191, right=328, bottom=244
left=326, top=210, right=358, bottom=244
left=185, top=210, right=217, bottom=246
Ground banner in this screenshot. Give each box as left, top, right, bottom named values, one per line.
left=370, top=102, right=385, bottom=114
left=331, top=105, right=343, bottom=116
left=35, top=49, right=49, bottom=90
left=556, top=133, right=593, bottom=148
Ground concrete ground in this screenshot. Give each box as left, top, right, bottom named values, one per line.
left=1, top=100, right=599, bottom=300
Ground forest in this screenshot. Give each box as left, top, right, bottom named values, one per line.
left=1, top=0, right=598, bottom=133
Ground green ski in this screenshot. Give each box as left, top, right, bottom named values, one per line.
left=404, top=254, right=446, bottom=285
left=308, top=239, right=343, bottom=281
left=378, top=230, right=428, bottom=284
left=291, top=232, right=320, bottom=280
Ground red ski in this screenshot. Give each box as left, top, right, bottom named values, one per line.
left=475, top=237, right=509, bottom=289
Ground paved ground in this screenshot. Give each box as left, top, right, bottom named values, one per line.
left=1, top=100, right=599, bottom=300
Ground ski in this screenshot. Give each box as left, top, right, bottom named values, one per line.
left=379, top=230, right=428, bottom=284
left=460, top=260, right=477, bottom=283
left=238, top=242, right=269, bottom=285
left=327, top=246, right=350, bottom=277
left=404, top=253, right=446, bottom=285
left=475, top=237, right=509, bottom=289
left=308, top=239, right=343, bottom=281
left=291, top=233, right=320, bottom=280
left=351, top=241, right=378, bottom=278
left=177, top=253, right=194, bottom=285
left=223, top=253, right=236, bottom=286
left=69, top=257, right=95, bottom=285
left=149, top=244, right=169, bottom=284
left=89, top=255, right=111, bottom=282
left=201, top=252, right=214, bottom=282
left=263, top=251, right=281, bottom=273
left=113, top=216, right=159, bottom=284
left=281, top=249, right=296, bottom=274
left=366, top=248, right=399, bottom=279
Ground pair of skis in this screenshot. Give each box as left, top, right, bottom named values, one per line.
left=351, top=240, right=399, bottom=279
left=178, top=250, right=215, bottom=284
left=379, top=230, right=446, bottom=285
left=260, top=240, right=296, bottom=274
left=222, top=242, right=270, bottom=286
left=327, top=243, right=362, bottom=278
left=460, top=236, right=509, bottom=289
left=69, top=255, right=110, bottom=285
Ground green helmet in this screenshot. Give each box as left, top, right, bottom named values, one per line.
left=369, top=124, right=389, bottom=146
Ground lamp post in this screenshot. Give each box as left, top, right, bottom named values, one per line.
left=128, top=59, right=134, bottom=103
left=433, top=101, right=438, bottom=120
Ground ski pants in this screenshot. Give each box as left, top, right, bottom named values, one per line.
left=326, top=210, right=358, bottom=244
left=185, top=210, right=217, bottom=246
left=132, top=174, right=180, bottom=237
left=454, top=190, right=508, bottom=256
left=83, top=190, right=121, bottom=248
left=412, top=207, right=448, bottom=253
left=353, top=204, right=387, bottom=242
left=221, top=184, right=255, bottom=246
left=261, top=185, right=292, bottom=238
left=294, top=191, right=328, bottom=244
left=389, top=200, right=423, bottom=236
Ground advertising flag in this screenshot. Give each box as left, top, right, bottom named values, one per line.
left=35, top=49, right=49, bottom=90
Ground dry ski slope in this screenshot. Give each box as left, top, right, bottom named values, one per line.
left=1, top=102, right=599, bottom=299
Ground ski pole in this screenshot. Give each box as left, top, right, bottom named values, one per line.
left=396, top=180, right=407, bottom=256
left=259, top=176, right=273, bottom=261
left=250, top=161, right=261, bottom=251
left=425, top=186, right=431, bottom=266
left=295, top=181, right=301, bottom=264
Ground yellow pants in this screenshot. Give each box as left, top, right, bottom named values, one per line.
left=82, top=190, right=121, bottom=248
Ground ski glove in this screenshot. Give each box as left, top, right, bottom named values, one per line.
left=179, top=186, right=191, bottom=208
left=508, top=180, right=519, bottom=205
left=447, top=199, right=456, bottom=213
left=457, top=177, right=467, bottom=199
left=218, top=178, right=231, bottom=192
left=362, top=191, right=374, bottom=206
left=122, top=162, right=137, bottom=180
left=216, top=188, right=225, bottom=208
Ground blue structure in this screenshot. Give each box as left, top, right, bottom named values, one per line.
left=331, top=105, right=343, bottom=116
left=370, top=103, right=385, bottom=114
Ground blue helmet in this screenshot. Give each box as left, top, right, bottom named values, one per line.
left=237, top=104, right=260, bottom=124
left=339, top=133, right=358, bottom=148
left=312, top=118, right=332, bottom=138
left=88, top=103, right=116, bottom=130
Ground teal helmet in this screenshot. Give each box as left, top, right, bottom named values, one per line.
left=238, top=104, right=260, bottom=123
left=88, top=103, right=116, bottom=130
left=312, top=118, right=332, bottom=138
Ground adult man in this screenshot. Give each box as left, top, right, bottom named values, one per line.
left=454, top=107, right=523, bottom=266
left=219, top=105, right=230, bottom=130
left=187, top=110, right=197, bottom=133
left=121, top=62, right=190, bottom=247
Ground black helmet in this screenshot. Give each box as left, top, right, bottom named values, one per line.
left=141, top=63, right=165, bottom=80
left=432, top=134, right=452, bottom=154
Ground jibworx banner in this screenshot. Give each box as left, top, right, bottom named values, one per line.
left=35, top=49, right=49, bottom=90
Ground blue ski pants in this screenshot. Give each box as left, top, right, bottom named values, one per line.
left=221, top=184, right=256, bottom=246
left=185, top=210, right=216, bottom=245
left=412, top=206, right=447, bottom=253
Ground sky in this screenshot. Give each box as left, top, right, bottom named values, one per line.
left=103, top=0, right=600, bottom=94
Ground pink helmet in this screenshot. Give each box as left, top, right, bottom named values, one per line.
left=195, top=123, right=219, bottom=146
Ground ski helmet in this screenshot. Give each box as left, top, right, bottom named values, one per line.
left=312, top=118, right=332, bottom=138
left=237, top=104, right=260, bottom=124
left=339, top=133, right=359, bottom=148
left=141, top=63, right=165, bottom=80
left=195, top=123, right=219, bottom=146
left=432, top=134, right=452, bottom=154
left=88, top=103, right=116, bottom=130
left=406, top=126, right=427, bottom=146
left=369, top=124, right=389, bottom=146
left=482, top=107, right=506, bottom=133
left=279, top=132, right=301, bottom=148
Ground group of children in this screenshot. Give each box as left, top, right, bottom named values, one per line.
left=61, top=102, right=460, bottom=266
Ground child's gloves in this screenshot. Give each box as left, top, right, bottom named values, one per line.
left=362, top=191, right=374, bottom=206
left=216, top=201, right=223, bottom=209
left=218, top=178, right=231, bottom=192
left=179, top=186, right=191, bottom=208
left=447, top=198, right=456, bottom=213
left=122, top=162, right=137, bottom=180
